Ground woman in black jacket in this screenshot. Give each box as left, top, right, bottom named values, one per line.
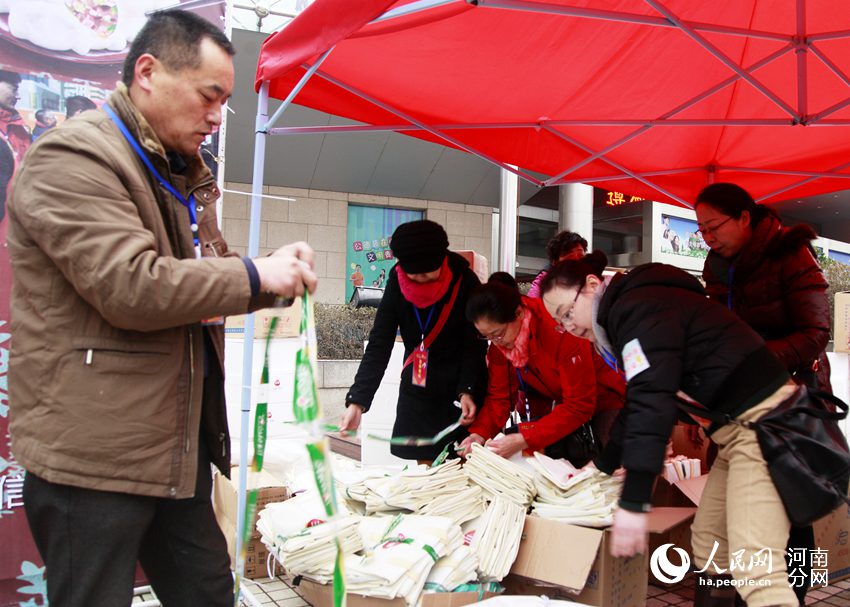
left=696, top=182, right=831, bottom=605
left=540, top=252, right=799, bottom=607
left=339, top=220, right=487, bottom=463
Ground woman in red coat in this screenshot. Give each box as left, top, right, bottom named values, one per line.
left=458, top=278, right=624, bottom=463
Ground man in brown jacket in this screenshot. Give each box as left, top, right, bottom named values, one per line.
left=6, top=10, right=316, bottom=607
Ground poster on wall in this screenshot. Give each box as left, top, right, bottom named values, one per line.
left=830, top=250, right=850, bottom=265
left=346, top=205, right=424, bottom=302
left=0, top=2, right=226, bottom=605
left=659, top=213, right=709, bottom=259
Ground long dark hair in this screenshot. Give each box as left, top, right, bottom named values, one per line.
left=695, top=182, right=776, bottom=227
left=466, top=274, right=522, bottom=324
left=540, top=250, right=608, bottom=294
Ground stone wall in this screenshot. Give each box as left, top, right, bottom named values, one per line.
left=220, top=182, right=495, bottom=304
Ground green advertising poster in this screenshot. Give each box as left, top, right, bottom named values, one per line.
left=346, top=205, right=424, bottom=302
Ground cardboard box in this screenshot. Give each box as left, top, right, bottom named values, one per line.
left=647, top=507, right=698, bottom=588
left=652, top=471, right=708, bottom=508
left=669, top=423, right=711, bottom=471
left=836, top=292, right=850, bottom=353
left=213, top=467, right=289, bottom=578
left=813, top=502, right=850, bottom=585
left=224, top=305, right=302, bottom=339
left=297, top=579, right=499, bottom=607
left=243, top=536, right=274, bottom=580
left=507, top=515, right=655, bottom=606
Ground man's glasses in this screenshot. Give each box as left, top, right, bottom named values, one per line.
left=696, top=216, right=732, bottom=237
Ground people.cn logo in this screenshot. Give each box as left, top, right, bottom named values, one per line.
left=650, top=543, right=691, bottom=584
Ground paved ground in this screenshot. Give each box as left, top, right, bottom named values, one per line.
left=218, top=571, right=850, bottom=606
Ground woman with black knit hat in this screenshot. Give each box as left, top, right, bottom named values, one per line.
left=340, top=220, right=487, bottom=463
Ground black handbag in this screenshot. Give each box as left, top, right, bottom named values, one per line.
left=544, top=421, right=599, bottom=467
left=677, top=387, right=850, bottom=526
left=747, top=388, right=850, bottom=526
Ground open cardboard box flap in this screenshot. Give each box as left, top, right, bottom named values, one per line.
left=673, top=474, right=707, bottom=506
left=510, top=516, right=604, bottom=592
left=512, top=508, right=697, bottom=594
left=648, top=507, right=698, bottom=534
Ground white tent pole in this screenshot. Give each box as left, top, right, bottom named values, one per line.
left=235, top=80, right=269, bottom=581
left=216, top=0, right=233, bottom=229
left=498, top=166, right=518, bottom=274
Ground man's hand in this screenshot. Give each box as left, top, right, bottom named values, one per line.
left=610, top=508, right=649, bottom=557
left=457, top=433, right=485, bottom=458
left=458, top=393, right=477, bottom=426
left=253, top=241, right=318, bottom=297
left=486, top=433, right=528, bottom=459
left=339, top=403, right=364, bottom=435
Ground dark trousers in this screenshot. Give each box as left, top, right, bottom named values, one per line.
left=23, top=439, right=233, bottom=607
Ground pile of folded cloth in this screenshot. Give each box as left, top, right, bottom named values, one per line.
left=527, top=453, right=623, bottom=527
left=663, top=455, right=702, bottom=482
left=463, top=443, right=537, bottom=506
left=256, top=492, right=363, bottom=583
left=463, top=496, right=526, bottom=581
left=343, top=459, right=486, bottom=525
left=424, top=544, right=480, bottom=593
left=345, top=513, right=466, bottom=605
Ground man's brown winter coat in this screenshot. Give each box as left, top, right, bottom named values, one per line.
left=8, top=86, right=269, bottom=499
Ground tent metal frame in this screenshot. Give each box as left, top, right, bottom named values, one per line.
left=236, top=0, right=850, bottom=569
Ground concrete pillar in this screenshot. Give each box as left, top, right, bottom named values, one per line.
left=499, top=167, right=519, bottom=275
left=558, top=183, right=594, bottom=249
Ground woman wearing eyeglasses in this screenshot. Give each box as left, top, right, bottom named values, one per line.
left=539, top=251, right=800, bottom=607
left=695, top=182, right=832, bottom=606
left=457, top=277, right=624, bottom=463
left=695, top=183, right=831, bottom=393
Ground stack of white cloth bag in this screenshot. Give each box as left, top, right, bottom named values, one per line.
left=463, top=496, right=526, bottom=582
left=527, top=453, right=622, bottom=527
left=462, top=442, right=537, bottom=507
left=346, top=513, right=469, bottom=605
left=256, top=492, right=363, bottom=583
left=424, top=544, right=480, bottom=593
left=343, top=459, right=486, bottom=525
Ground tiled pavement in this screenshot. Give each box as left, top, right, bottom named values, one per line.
left=226, top=571, right=850, bottom=606
left=646, top=573, right=850, bottom=606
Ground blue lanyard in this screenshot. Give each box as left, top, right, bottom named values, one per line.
left=597, top=345, right=624, bottom=378
left=103, top=104, right=201, bottom=259
left=413, top=305, right=435, bottom=347
left=726, top=264, right=735, bottom=310
left=515, top=367, right=532, bottom=422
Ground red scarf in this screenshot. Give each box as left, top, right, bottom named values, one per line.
left=496, top=306, right=533, bottom=369
left=396, top=257, right=453, bottom=308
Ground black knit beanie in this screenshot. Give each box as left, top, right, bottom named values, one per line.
left=390, top=220, right=449, bottom=274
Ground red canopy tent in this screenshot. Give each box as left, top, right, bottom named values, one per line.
left=254, top=0, right=850, bottom=207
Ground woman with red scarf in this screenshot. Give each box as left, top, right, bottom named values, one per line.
left=458, top=279, right=624, bottom=463
left=340, top=220, right=487, bottom=463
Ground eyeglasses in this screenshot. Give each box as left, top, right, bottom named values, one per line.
left=477, top=325, right=509, bottom=342
left=696, top=216, right=732, bottom=237
left=549, top=280, right=584, bottom=333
